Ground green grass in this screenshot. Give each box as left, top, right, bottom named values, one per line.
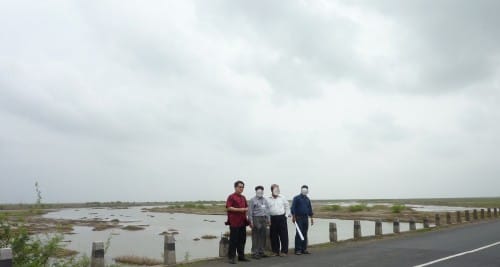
left=348, top=204, right=368, bottom=212
left=321, top=204, right=341, bottom=212
left=391, top=204, right=406, bottom=213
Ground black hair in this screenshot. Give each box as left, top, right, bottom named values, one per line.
left=234, top=180, right=245, bottom=188
left=301, top=185, right=309, bottom=189
left=255, top=185, right=264, bottom=191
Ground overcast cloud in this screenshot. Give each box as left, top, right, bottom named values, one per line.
left=1, top=0, right=500, bottom=203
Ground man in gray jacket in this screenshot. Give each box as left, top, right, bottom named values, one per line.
left=248, top=185, right=271, bottom=259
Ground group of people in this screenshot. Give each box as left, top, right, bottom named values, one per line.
left=225, top=180, right=314, bottom=264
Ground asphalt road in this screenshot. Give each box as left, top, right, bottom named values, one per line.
left=206, top=219, right=500, bottom=267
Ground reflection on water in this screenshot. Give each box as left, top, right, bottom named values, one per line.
left=44, top=207, right=422, bottom=263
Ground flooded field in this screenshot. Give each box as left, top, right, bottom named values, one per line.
left=44, top=206, right=424, bottom=263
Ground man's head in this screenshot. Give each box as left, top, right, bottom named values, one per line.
left=255, top=185, right=264, bottom=198
left=234, top=180, right=245, bottom=194
left=301, top=185, right=309, bottom=195
left=271, top=184, right=280, bottom=196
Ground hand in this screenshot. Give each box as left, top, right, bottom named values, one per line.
left=242, top=207, right=248, bottom=212
left=292, top=217, right=296, bottom=224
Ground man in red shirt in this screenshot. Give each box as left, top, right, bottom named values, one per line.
left=226, top=180, right=251, bottom=264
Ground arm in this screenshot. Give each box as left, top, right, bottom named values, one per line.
left=226, top=196, right=248, bottom=213
left=291, top=196, right=297, bottom=223
left=283, top=196, right=291, bottom=217
left=264, top=198, right=271, bottom=225
left=247, top=199, right=254, bottom=225
left=308, top=198, right=314, bottom=225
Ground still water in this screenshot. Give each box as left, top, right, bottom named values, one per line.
left=44, top=207, right=422, bottom=263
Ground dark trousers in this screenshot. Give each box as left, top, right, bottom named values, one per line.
left=270, top=214, right=288, bottom=254
left=294, top=216, right=309, bottom=252
left=228, top=226, right=246, bottom=259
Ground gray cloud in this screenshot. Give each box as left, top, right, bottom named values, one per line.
left=1, top=0, right=500, bottom=202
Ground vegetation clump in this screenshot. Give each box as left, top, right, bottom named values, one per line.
left=122, top=225, right=145, bottom=231
left=113, top=255, right=162, bottom=266
left=201, top=234, right=217, bottom=239
left=0, top=182, right=90, bottom=266
left=321, top=204, right=341, bottom=212
left=348, top=204, right=368, bottom=212
left=391, top=204, right=406, bottom=213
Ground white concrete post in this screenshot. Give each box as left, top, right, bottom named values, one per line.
left=354, top=220, right=361, bottom=239
left=91, top=242, right=105, bottom=267
left=393, top=218, right=400, bottom=234
left=164, top=233, right=176, bottom=265
left=435, top=214, right=441, bottom=227
left=329, top=222, right=337, bottom=242
left=409, top=218, right=416, bottom=231
left=375, top=219, right=382, bottom=236
left=0, top=248, right=13, bottom=267
left=219, top=236, right=229, bottom=257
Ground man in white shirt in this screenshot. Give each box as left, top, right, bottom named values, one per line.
left=267, top=184, right=290, bottom=256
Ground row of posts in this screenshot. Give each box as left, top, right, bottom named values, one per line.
left=329, top=208, right=499, bottom=242
left=0, top=234, right=177, bottom=267
left=0, top=208, right=498, bottom=266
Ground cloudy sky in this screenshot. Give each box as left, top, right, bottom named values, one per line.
left=1, top=0, right=500, bottom=203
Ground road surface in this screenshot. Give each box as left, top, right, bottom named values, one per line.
left=204, top=219, right=500, bottom=267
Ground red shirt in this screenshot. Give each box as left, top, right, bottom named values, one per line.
left=226, top=192, right=248, bottom=227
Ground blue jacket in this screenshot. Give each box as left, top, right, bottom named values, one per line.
left=291, top=194, right=313, bottom=217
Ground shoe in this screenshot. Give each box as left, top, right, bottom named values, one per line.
left=272, top=253, right=280, bottom=257
left=228, top=258, right=236, bottom=264
left=239, top=258, right=251, bottom=262
left=302, top=250, right=310, bottom=254
left=295, top=251, right=302, bottom=255
left=280, top=253, right=288, bottom=257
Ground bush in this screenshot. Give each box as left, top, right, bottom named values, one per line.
left=348, top=204, right=367, bottom=212
left=0, top=182, right=90, bottom=266
left=391, top=204, right=406, bottom=213
left=183, top=203, right=197, bottom=208
left=321, top=205, right=341, bottom=212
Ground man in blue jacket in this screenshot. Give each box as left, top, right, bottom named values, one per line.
left=291, top=185, right=314, bottom=255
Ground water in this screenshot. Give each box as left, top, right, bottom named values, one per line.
left=405, top=204, right=483, bottom=212
left=44, top=207, right=423, bottom=263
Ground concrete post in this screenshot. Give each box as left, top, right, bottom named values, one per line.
left=473, top=209, right=478, bottom=220
left=0, top=248, right=13, bottom=267
left=456, top=211, right=462, bottom=223
left=423, top=217, right=429, bottom=228
left=480, top=209, right=485, bottom=219
left=393, top=218, right=400, bottom=234
left=164, top=233, right=176, bottom=265
left=409, top=218, right=416, bottom=231
left=495, top=208, right=498, bottom=217
left=91, top=242, right=105, bottom=267
left=375, top=219, right=382, bottom=236
left=219, top=236, right=229, bottom=257
left=354, top=220, right=362, bottom=239
left=487, top=208, right=492, bottom=218
left=329, top=222, right=338, bottom=242
left=446, top=212, right=451, bottom=224
left=465, top=210, right=470, bottom=222
left=435, top=214, right=441, bottom=227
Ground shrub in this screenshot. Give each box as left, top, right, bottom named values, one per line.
left=321, top=205, right=341, bottom=212
left=348, top=204, right=367, bottom=212
left=0, top=182, right=90, bottom=266
left=391, top=204, right=406, bottom=213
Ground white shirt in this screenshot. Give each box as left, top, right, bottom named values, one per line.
left=267, top=195, right=291, bottom=216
